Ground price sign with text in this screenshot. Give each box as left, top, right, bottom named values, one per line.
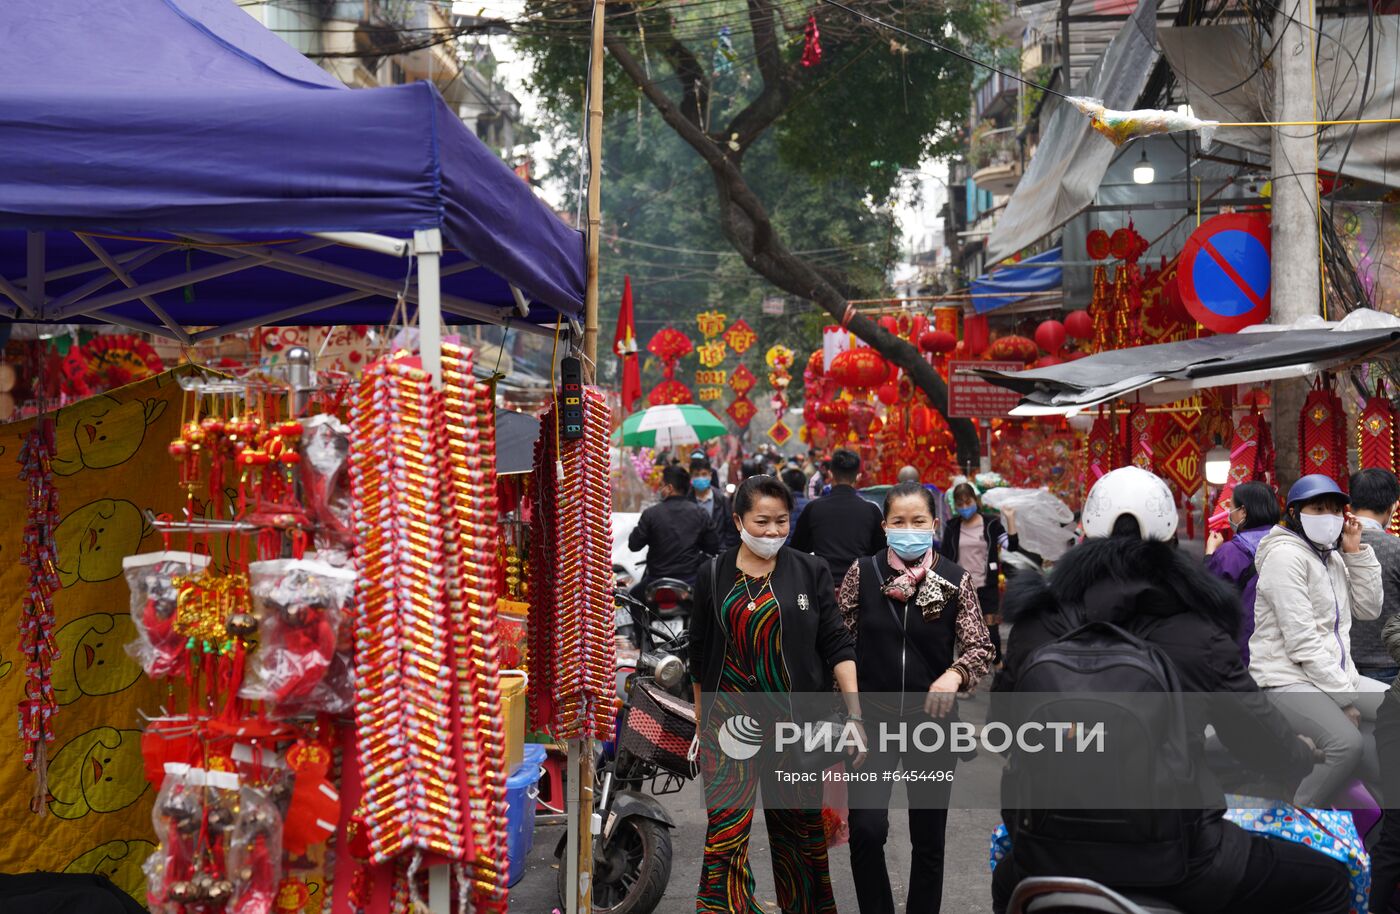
left=947, top=360, right=1025, bottom=418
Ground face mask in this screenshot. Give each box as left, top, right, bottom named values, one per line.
left=957, top=505, right=978, bottom=520
left=740, top=527, right=784, bottom=559
left=1299, top=513, right=1344, bottom=550
left=692, top=477, right=711, bottom=492
left=887, top=529, right=934, bottom=561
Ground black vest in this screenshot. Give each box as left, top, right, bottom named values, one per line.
left=852, top=552, right=963, bottom=701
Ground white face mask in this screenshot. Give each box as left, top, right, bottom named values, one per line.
left=740, top=527, right=784, bottom=559
left=1299, top=513, right=1344, bottom=550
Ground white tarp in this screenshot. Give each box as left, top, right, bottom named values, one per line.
left=985, top=0, right=1163, bottom=263
left=1157, top=17, right=1400, bottom=189
left=980, top=487, right=1078, bottom=561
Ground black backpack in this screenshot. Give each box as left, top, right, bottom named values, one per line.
left=1002, top=615, right=1198, bottom=888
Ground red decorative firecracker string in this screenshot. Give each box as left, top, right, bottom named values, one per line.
left=1085, top=410, right=1115, bottom=489
left=529, top=388, right=616, bottom=740
left=1127, top=403, right=1152, bottom=472
left=18, top=420, right=61, bottom=791
left=1300, top=380, right=1349, bottom=488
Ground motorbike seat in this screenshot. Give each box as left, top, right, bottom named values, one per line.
left=1012, top=878, right=1187, bottom=914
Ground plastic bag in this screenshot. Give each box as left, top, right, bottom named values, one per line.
left=240, top=558, right=356, bottom=715
left=124, top=552, right=211, bottom=679
left=299, top=415, right=353, bottom=563
left=227, top=784, right=283, bottom=914
left=980, top=487, right=1078, bottom=563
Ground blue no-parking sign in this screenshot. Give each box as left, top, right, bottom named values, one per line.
left=1178, top=212, right=1272, bottom=333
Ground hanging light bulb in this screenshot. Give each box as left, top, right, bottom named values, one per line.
left=1133, top=147, right=1156, bottom=185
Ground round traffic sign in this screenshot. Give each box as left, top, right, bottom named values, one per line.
left=1178, top=212, right=1272, bottom=333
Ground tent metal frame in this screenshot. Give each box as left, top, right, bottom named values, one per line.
left=0, top=228, right=566, bottom=348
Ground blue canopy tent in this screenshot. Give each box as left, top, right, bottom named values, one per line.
left=0, top=0, right=585, bottom=352
left=969, top=247, right=1063, bottom=314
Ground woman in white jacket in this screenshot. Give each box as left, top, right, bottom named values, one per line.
left=1251, top=474, right=1385, bottom=806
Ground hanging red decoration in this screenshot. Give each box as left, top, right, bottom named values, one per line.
left=1086, top=228, right=1112, bottom=260
left=728, top=363, right=757, bottom=396
left=1229, top=410, right=1264, bottom=488
left=1358, top=396, right=1398, bottom=471
left=876, top=381, right=901, bottom=406
left=1089, top=264, right=1113, bottom=352
left=919, top=330, right=956, bottom=355
left=1064, top=310, right=1094, bottom=341
left=1299, top=380, right=1349, bottom=487
left=647, top=379, right=693, bottom=405
left=646, top=327, right=693, bottom=380
left=722, top=318, right=758, bottom=356
left=1127, top=403, right=1152, bottom=471
left=1110, top=225, right=1149, bottom=261
left=817, top=399, right=849, bottom=427
left=829, top=348, right=888, bottom=391
left=60, top=333, right=164, bottom=397
left=1086, top=411, right=1116, bottom=488
left=806, top=350, right=825, bottom=378
left=987, top=335, right=1038, bottom=364
left=801, top=14, right=822, bottom=67
left=727, top=396, right=758, bottom=428
left=962, top=315, right=990, bottom=356
left=848, top=400, right=877, bottom=439
left=910, top=405, right=933, bottom=437
left=1033, top=320, right=1067, bottom=354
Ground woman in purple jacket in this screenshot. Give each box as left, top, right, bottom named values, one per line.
left=1204, top=481, right=1280, bottom=663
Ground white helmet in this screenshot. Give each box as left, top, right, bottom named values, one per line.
left=1081, top=466, right=1179, bottom=541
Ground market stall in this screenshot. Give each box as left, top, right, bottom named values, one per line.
left=0, top=4, right=613, bottom=914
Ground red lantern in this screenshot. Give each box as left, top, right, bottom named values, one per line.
left=806, top=350, right=825, bottom=378
left=1064, top=310, right=1093, bottom=340
left=1086, top=229, right=1111, bottom=260
left=829, top=349, right=889, bottom=391
left=988, top=335, right=1038, bottom=363
left=962, top=315, right=990, bottom=356
left=1034, top=320, right=1067, bottom=354
left=876, top=381, right=900, bottom=406
left=879, top=315, right=899, bottom=335
left=803, top=400, right=820, bottom=424
left=911, top=405, right=933, bottom=437
left=919, top=330, right=956, bottom=355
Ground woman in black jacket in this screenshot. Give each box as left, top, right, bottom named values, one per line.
left=990, top=466, right=1347, bottom=914
left=940, top=483, right=1019, bottom=666
left=689, top=475, right=862, bottom=914
left=839, top=482, right=993, bottom=914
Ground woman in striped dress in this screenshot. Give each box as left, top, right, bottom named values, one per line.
left=689, top=475, right=864, bottom=913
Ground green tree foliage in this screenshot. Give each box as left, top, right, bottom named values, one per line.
left=517, top=0, right=1000, bottom=463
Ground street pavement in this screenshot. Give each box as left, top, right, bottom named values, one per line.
left=509, top=691, right=1003, bottom=913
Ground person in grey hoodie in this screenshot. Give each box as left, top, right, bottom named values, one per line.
left=1250, top=474, right=1386, bottom=807
left=1349, top=468, right=1400, bottom=684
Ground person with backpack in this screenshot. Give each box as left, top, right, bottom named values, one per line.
left=990, top=465, right=1347, bottom=914
left=1250, top=473, right=1386, bottom=807
left=1204, top=481, right=1280, bottom=663
left=837, top=482, right=994, bottom=914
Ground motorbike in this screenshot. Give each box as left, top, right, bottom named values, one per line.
left=614, top=581, right=692, bottom=690
left=554, top=591, right=695, bottom=913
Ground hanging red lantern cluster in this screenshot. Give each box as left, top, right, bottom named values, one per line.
left=1299, top=379, right=1349, bottom=488
left=829, top=348, right=889, bottom=391
left=647, top=379, right=693, bottom=405
left=646, top=327, right=694, bottom=404
left=919, top=331, right=956, bottom=355
left=987, top=335, right=1038, bottom=365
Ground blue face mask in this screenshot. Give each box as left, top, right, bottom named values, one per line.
left=692, top=477, right=711, bottom=492
left=887, top=529, right=935, bottom=561
left=957, top=505, right=978, bottom=520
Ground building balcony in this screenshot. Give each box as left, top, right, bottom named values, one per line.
left=972, top=158, right=1023, bottom=196
left=974, top=70, right=1019, bottom=122
left=970, top=127, right=1022, bottom=195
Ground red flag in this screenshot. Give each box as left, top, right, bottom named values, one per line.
left=614, top=276, right=642, bottom=412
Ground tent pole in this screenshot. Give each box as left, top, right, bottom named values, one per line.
left=26, top=231, right=44, bottom=318
left=415, top=228, right=444, bottom=386
left=416, top=226, right=449, bottom=914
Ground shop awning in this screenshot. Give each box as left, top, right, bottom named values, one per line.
left=0, top=0, right=585, bottom=339
left=970, top=247, right=1063, bottom=314
left=967, top=312, right=1400, bottom=414
left=984, top=0, right=1162, bottom=264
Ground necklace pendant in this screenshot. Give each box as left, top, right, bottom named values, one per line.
left=746, top=600, right=757, bottom=612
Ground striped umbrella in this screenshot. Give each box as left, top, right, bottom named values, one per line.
left=617, top=403, right=727, bottom=449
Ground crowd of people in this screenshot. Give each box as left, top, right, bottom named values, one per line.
left=625, top=445, right=1400, bottom=913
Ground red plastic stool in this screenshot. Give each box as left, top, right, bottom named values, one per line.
left=536, top=750, right=566, bottom=815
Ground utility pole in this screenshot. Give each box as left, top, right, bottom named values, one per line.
left=1269, top=0, right=1320, bottom=485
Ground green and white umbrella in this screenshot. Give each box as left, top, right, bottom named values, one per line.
left=617, top=403, right=728, bottom=449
